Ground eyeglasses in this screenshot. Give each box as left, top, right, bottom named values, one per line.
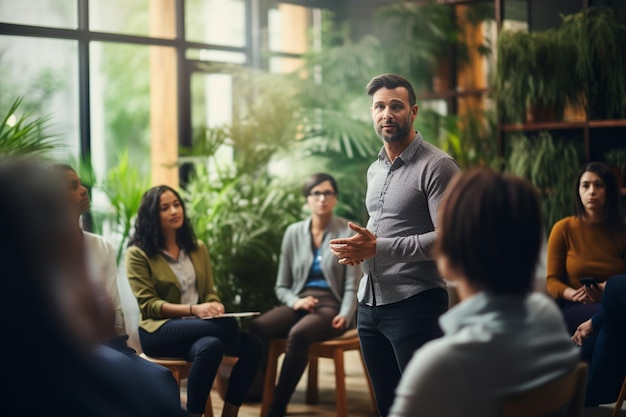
left=308, top=191, right=336, bottom=199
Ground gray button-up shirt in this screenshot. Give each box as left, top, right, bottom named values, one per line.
left=358, top=131, right=460, bottom=305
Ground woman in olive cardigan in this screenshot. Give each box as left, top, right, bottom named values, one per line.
left=126, top=185, right=262, bottom=417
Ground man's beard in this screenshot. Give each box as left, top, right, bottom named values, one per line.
left=376, top=116, right=413, bottom=143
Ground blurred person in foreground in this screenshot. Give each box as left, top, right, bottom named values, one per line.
left=0, top=157, right=187, bottom=417
left=388, top=168, right=580, bottom=417
left=51, top=163, right=181, bottom=407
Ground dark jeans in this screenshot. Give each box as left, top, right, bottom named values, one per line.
left=358, top=287, right=448, bottom=417
left=559, top=300, right=601, bottom=336
left=139, top=317, right=262, bottom=414
left=581, top=274, right=626, bottom=406
left=96, top=342, right=182, bottom=411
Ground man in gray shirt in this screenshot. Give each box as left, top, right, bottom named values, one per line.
left=330, top=73, right=460, bottom=416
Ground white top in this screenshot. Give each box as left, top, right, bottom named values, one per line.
left=389, top=291, right=580, bottom=417
left=161, top=248, right=199, bottom=307
left=84, top=231, right=125, bottom=336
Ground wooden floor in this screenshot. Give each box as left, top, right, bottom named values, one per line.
left=185, top=350, right=378, bottom=417
left=182, top=350, right=625, bottom=417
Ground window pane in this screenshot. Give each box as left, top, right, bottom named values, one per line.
left=190, top=72, right=234, bottom=173
left=0, top=0, right=77, bottom=28
left=269, top=56, right=304, bottom=74
left=0, top=35, right=79, bottom=161
left=90, top=42, right=152, bottom=179
left=269, top=3, right=309, bottom=54
left=89, top=0, right=176, bottom=39
left=191, top=72, right=233, bottom=129
left=187, top=48, right=246, bottom=64
left=186, top=0, right=245, bottom=47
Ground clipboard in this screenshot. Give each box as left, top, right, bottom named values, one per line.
left=201, top=311, right=260, bottom=320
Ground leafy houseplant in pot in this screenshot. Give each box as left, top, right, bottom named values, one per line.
left=493, top=29, right=583, bottom=124
left=557, top=7, right=626, bottom=120
left=507, top=131, right=582, bottom=235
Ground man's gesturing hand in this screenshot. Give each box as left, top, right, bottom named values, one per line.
left=329, top=222, right=376, bottom=265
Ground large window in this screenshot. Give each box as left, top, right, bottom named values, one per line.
left=0, top=0, right=320, bottom=182
left=0, top=34, right=79, bottom=161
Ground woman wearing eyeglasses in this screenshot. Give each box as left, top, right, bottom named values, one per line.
left=248, top=173, right=361, bottom=417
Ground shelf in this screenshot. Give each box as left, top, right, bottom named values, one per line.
left=502, top=119, right=626, bottom=133
left=588, top=119, right=626, bottom=128
left=502, top=121, right=587, bottom=132
left=417, top=88, right=489, bottom=101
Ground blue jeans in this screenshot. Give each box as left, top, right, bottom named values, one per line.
left=582, top=274, right=626, bottom=406
left=358, top=288, right=448, bottom=416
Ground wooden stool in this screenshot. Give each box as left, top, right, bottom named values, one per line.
left=260, top=328, right=377, bottom=417
left=139, top=353, right=214, bottom=417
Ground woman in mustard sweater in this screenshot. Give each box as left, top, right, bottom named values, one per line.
left=127, top=185, right=262, bottom=417
left=546, top=161, right=626, bottom=406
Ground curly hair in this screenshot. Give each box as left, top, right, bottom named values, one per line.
left=573, top=161, right=626, bottom=231
left=127, top=185, right=197, bottom=257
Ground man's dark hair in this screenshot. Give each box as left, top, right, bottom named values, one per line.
left=435, top=168, right=543, bottom=296
left=365, top=73, right=417, bottom=107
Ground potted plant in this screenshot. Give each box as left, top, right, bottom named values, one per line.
left=493, top=29, right=583, bottom=123
left=507, top=131, right=582, bottom=235
left=558, top=7, right=626, bottom=120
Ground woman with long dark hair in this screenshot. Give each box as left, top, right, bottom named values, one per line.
left=127, top=185, right=262, bottom=417
left=546, top=161, right=626, bottom=406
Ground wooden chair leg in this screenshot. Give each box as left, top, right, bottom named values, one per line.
left=333, top=348, right=348, bottom=417
left=306, top=357, right=320, bottom=404
left=171, top=368, right=182, bottom=388
left=260, top=342, right=282, bottom=417
left=204, top=393, right=214, bottom=417
left=611, top=376, right=626, bottom=417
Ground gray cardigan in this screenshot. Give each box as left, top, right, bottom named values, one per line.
left=275, top=215, right=360, bottom=325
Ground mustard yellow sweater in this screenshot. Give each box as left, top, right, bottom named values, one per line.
left=546, top=216, right=626, bottom=299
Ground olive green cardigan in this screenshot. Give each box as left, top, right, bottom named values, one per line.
left=126, top=241, right=221, bottom=333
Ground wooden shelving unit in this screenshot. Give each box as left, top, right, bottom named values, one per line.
left=413, top=0, right=625, bottom=169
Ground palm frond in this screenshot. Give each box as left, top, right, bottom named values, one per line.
left=0, top=97, right=61, bottom=157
